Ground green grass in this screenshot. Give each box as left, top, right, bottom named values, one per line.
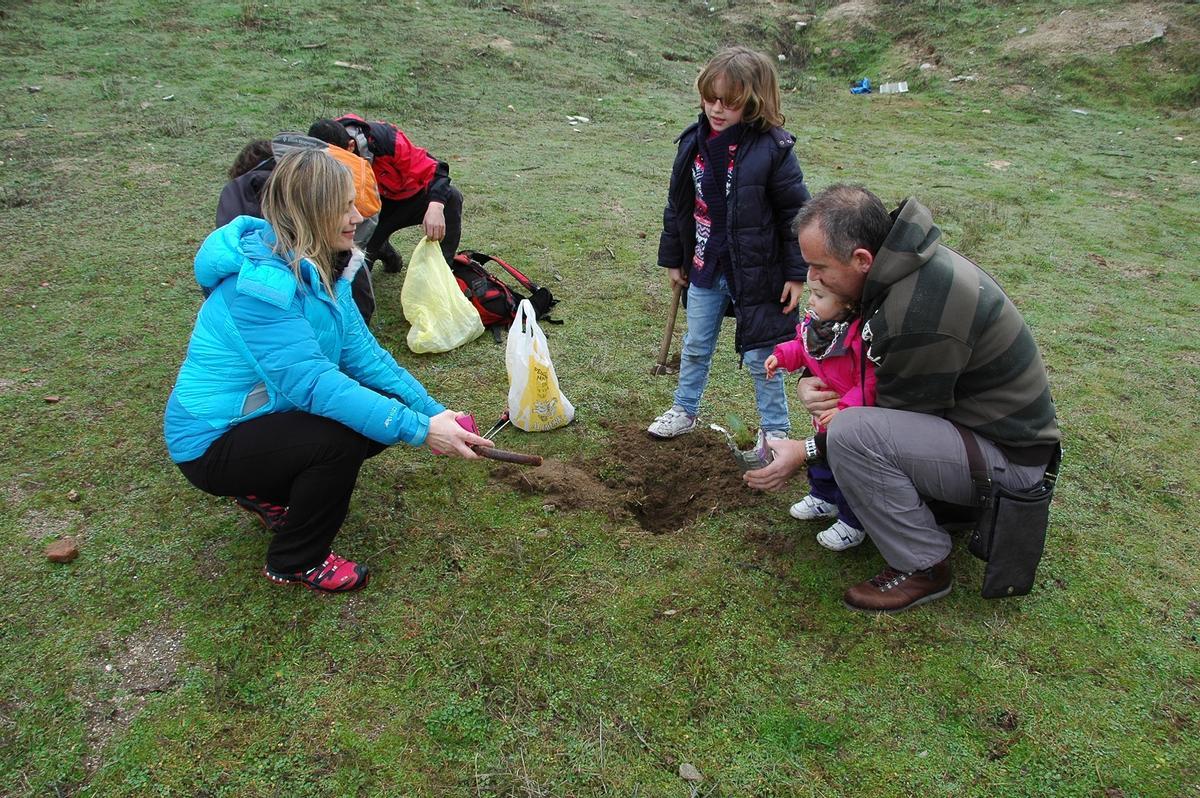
left=2, top=0, right=1199, bottom=795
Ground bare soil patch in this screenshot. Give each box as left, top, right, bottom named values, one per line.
left=820, top=0, right=877, bottom=32
left=720, top=0, right=812, bottom=29
left=2, top=482, right=26, bottom=509
left=492, top=422, right=772, bottom=533
left=469, top=34, right=515, bottom=54
left=81, top=624, right=185, bottom=773
left=1006, top=4, right=1176, bottom=57
left=22, top=508, right=80, bottom=542
left=1087, top=252, right=1162, bottom=279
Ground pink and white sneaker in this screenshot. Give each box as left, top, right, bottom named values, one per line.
left=263, top=552, right=369, bottom=592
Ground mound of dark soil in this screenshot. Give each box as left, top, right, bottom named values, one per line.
left=492, top=460, right=618, bottom=514
left=493, top=422, right=773, bottom=533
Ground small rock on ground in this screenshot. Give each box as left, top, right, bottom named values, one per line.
left=46, top=538, right=79, bottom=563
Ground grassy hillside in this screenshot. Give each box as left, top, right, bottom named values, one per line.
left=1, top=1, right=1197, bottom=795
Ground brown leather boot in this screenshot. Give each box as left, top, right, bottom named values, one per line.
left=843, top=558, right=952, bottom=613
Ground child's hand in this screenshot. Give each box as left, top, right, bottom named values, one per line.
left=668, top=267, right=689, bottom=290
left=816, top=407, right=839, bottom=428
left=764, top=355, right=779, bottom=380
left=780, top=280, right=806, bottom=314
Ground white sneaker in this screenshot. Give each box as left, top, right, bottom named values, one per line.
left=763, top=429, right=789, bottom=441
left=816, top=519, right=867, bottom=551
left=647, top=406, right=697, bottom=439
left=788, top=494, right=838, bottom=521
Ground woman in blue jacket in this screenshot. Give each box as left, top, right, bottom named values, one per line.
left=165, top=149, right=491, bottom=593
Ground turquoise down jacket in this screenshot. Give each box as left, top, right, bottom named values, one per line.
left=164, top=216, right=444, bottom=463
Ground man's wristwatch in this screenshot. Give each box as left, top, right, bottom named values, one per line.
left=804, top=436, right=821, bottom=462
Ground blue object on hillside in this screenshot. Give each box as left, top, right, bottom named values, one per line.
left=850, top=77, right=872, bottom=94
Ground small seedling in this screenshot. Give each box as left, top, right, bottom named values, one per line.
left=724, top=413, right=757, bottom=449
left=710, top=418, right=774, bottom=472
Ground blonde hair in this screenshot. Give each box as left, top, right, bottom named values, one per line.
left=260, top=148, right=354, bottom=297
left=696, top=46, right=785, bottom=131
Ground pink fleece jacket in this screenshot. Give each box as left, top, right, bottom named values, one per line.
left=772, top=316, right=877, bottom=431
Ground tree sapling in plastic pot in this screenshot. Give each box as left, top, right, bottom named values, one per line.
left=710, top=414, right=774, bottom=472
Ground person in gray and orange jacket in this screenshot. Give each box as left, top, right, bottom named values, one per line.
left=309, top=114, right=463, bottom=274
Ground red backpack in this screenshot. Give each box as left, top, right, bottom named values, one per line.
left=450, top=251, right=560, bottom=341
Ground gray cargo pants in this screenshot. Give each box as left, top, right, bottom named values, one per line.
left=826, top=407, right=1048, bottom=572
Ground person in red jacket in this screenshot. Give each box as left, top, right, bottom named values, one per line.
left=309, top=116, right=463, bottom=274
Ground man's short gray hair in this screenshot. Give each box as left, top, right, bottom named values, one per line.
left=793, top=183, right=893, bottom=261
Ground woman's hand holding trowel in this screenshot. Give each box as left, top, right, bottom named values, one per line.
left=441, top=411, right=543, bottom=466
left=426, top=410, right=494, bottom=458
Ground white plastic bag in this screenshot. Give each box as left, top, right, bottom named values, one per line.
left=505, top=299, right=574, bottom=432
left=401, top=237, right=484, bottom=353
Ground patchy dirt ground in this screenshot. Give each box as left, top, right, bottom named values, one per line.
left=1006, top=4, right=1179, bottom=57
left=819, top=0, right=877, bottom=32
left=714, top=0, right=1192, bottom=70
left=720, top=0, right=815, bottom=29
left=80, top=624, right=185, bottom=773
left=22, top=508, right=80, bottom=542
left=492, top=422, right=773, bottom=533
left=1087, top=252, right=1163, bottom=280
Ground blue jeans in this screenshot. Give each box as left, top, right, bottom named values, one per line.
left=673, top=275, right=790, bottom=433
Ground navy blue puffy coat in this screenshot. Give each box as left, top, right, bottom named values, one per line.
left=658, top=117, right=811, bottom=354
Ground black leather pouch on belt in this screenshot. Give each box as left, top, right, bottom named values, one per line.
left=955, top=425, right=1062, bottom=599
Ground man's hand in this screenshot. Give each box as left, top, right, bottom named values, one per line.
left=798, top=375, right=840, bottom=418
left=764, top=354, right=780, bottom=380
left=743, top=438, right=806, bottom=491
left=425, top=410, right=493, bottom=458
left=668, top=267, right=689, bottom=290
left=780, top=279, right=805, bottom=314
left=422, top=202, right=447, bottom=241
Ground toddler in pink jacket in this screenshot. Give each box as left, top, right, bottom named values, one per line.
left=765, top=283, right=877, bottom=550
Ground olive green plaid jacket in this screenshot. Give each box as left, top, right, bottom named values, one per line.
left=861, top=198, right=1061, bottom=453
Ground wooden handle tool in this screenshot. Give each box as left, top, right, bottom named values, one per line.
left=473, top=446, right=543, bottom=466
left=651, top=284, right=683, bottom=375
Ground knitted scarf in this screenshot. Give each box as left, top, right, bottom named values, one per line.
left=696, top=119, right=743, bottom=276
left=803, top=310, right=856, bottom=361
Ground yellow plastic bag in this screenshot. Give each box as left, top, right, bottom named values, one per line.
left=506, top=299, right=574, bottom=432
left=400, top=237, right=484, bottom=353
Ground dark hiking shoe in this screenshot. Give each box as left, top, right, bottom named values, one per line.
left=380, top=245, right=404, bottom=274
left=234, top=495, right=287, bottom=532
left=843, top=558, right=952, bottom=613
left=263, top=552, right=369, bottom=593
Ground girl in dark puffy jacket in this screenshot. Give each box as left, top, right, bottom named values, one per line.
left=649, top=46, right=811, bottom=441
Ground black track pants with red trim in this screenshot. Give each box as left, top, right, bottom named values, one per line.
left=178, top=412, right=386, bottom=573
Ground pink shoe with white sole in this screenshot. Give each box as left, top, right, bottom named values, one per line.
left=263, top=552, right=369, bottom=593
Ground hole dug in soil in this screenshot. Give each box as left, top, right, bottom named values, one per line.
left=492, top=422, right=772, bottom=533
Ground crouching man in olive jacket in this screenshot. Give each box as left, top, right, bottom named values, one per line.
left=746, top=184, right=1061, bottom=613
